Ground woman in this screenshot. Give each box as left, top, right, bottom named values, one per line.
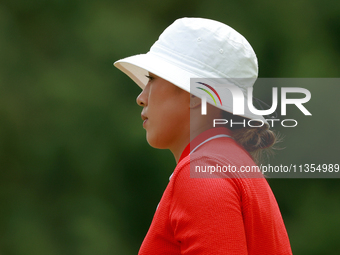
left=115, top=17, right=292, bottom=254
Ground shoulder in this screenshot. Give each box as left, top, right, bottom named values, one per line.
left=168, top=136, right=269, bottom=210
left=169, top=156, right=243, bottom=213
left=175, top=136, right=260, bottom=179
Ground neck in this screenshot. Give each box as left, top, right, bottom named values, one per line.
left=170, top=137, right=189, bottom=164
left=171, top=105, right=223, bottom=164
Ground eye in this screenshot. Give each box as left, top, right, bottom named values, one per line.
left=145, top=75, right=154, bottom=82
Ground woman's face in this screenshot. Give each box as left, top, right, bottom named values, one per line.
left=136, top=73, right=190, bottom=150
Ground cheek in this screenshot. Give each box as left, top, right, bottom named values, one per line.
left=146, top=102, right=189, bottom=148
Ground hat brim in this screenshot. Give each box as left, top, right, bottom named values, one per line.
left=114, top=51, right=198, bottom=91
left=114, top=53, right=268, bottom=125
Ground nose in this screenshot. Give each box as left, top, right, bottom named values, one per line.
left=136, top=89, right=147, bottom=107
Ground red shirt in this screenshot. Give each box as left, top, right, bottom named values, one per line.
left=138, top=127, right=292, bottom=254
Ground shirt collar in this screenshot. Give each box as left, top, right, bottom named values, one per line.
left=178, top=127, right=233, bottom=164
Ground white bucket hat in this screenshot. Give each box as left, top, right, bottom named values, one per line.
left=114, top=17, right=267, bottom=124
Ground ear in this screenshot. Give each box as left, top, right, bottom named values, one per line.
left=190, top=94, right=201, bottom=109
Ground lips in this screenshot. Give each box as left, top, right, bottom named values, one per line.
left=141, top=113, right=148, bottom=127
left=141, top=114, right=148, bottom=121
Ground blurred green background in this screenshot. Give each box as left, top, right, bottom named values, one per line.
left=0, top=0, right=340, bottom=254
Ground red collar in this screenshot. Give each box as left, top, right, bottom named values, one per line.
left=178, top=127, right=233, bottom=164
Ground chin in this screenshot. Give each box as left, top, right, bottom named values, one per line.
left=146, top=133, right=168, bottom=149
